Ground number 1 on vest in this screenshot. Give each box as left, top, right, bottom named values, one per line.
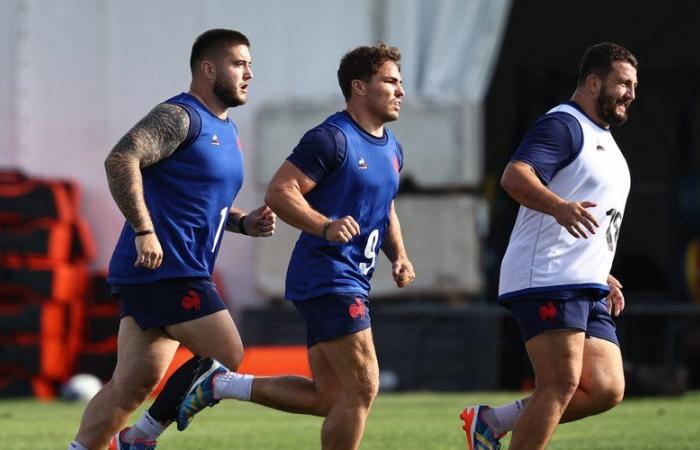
left=212, top=207, right=228, bottom=252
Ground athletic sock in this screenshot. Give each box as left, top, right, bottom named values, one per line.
left=482, top=399, right=526, bottom=435
left=213, top=371, right=254, bottom=401
left=123, top=411, right=165, bottom=443
left=68, top=441, right=88, bottom=450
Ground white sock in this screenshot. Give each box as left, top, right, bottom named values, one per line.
left=213, top=371, right=254, bottom=401
left=68, top=441, right=88, bottom=450
left=123, top=411, right=165, bottom=442
left=483, top=399, right=526, bottom=435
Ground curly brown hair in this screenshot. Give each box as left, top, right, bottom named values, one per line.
left=337, top=43, right=401, bottom=101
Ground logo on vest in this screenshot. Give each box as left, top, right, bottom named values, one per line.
left=211, top=134, right=220, bottom=146
left=596, top=143, right=605, bottom=151
left=181, top=290, right=202, bottom=312
left=358, top=158, right=368, bottom=170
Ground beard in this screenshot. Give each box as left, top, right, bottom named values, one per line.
left=370, top=101, right=400, bottom=124
left=595, top=89, right=628, bottom=127
left=379, top=110, right=399, bottom=123
left=213, top=76, right=245, bottom=108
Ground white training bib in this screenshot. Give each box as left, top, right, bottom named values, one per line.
left=498, top=104, right=631, bottom=300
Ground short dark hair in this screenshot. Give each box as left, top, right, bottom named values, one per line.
left=577, top=42, right=638, bottom=85
left=190, top=29, right=250, bottom=72
left=337, top=43, right=401, bottom=101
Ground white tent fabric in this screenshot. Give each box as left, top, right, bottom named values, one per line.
left=0, top=0, right=511, bottom=307
left=386, top=0, right=511, bottom=102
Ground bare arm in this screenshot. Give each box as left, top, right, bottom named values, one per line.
left=104, top=103, right=190, bottom=231
left=264, top=161, right=359, bottom=242
left=104, top=103, right=189, bottom=269
left=381, top=201, right=415, bottom=287
left=381, top=201, right=407, bottom=263
left=501, top=160, right=599, bottom=238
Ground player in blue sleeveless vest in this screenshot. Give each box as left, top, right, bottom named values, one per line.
left=172, top=44, right=415, bottom=450
left=460, top=43, right=638, bottom=450
left=69, top=30, right=276, bottom=450
left=282, top=109, right=404, bottom=300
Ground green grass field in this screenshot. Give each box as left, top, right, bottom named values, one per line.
left=2, top=391, right=699, bottom=449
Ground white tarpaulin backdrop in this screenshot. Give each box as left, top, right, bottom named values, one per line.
left=0, top=0, right=510, bottom=309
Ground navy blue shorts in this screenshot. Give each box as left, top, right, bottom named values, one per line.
left=113, top=277, right=227, bottom=330
left=293, top=294, right=371, bottom=348
left=507, top=294, right=619, bottom=346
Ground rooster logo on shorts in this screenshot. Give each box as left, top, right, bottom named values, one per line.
left=539, top=301, right=557, bottom=322
left=181, top=290, right=202, bottom=312
left=349, top=298, right=366, bottom=319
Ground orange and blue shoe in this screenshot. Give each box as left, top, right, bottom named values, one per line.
left=108, top=427, right=157, bottom=450
left=460, top=405, right=504, bottom=450
left=176, top=358, right=226, bottom=431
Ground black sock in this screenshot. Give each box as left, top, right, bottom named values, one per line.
left=148, top=356, right=201, bottom=423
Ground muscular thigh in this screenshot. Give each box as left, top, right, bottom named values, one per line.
left=165, top=309, right=243, bottom=369
left=317, top=328, right=378, bottom=390
left=308, top=345, right=341, bottom=403
left=113, top=316, right=180, bottom=387
left=525, top=330, right=586, bottom=386
left=580, top=336, right=624, bottom=391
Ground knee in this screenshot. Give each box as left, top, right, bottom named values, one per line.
left=355, top=371, right=380, bottom=409
left=539, top=376, right=580, bottom=404
left=580, top=372, right=625, bottom=412
left=312, top=390, right=339, bottom=417
left=111, top=373, right=161, bottom=408
left=219, top=352, right=244, bottom=371
left=210, top=346, right=244, bottom=371
left=597, top=380, right=625, bottom=411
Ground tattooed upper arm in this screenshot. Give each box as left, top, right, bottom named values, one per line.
left=103, top=103, right=190, bottom=230
left=108, top=103, right=190, bottom=167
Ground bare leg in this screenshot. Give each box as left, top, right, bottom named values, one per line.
left=72, top=317, right=179, bottom=449
left=166, top=309, right=244, bottom=370
left=508, top=330, right=584, bottom=450
left=317, top=329, right=379, bottom=450
left=119, top=310, right=246, bottom=444
left=561, top=336, right=624, bottom=422
left=483, top=337, right=624, bottom=437
left=250, top=345, right=340, bottom=416
left=247, top=329, right=379, bottom=450
left=175, top=327, right=377, bottom=450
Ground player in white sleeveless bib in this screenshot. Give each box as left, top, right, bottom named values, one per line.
left=460, top=43, right=638, bottom=450
left=498, top=101, right=630, bottom=299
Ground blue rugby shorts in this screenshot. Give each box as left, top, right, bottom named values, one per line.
left=292, top=293, right=371, bottom=348
left=113, top=277, right=227, bottom=330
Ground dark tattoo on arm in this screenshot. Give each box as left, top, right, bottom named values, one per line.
left=104, top=103, right=190, bottom=230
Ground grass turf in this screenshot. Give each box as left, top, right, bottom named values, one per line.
left=2, top=391, right=699, bottom=449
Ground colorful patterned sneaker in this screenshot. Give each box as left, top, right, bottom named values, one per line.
left=460, top=405, right=504, bottom=450
left=176, top=358, right=227, bottom=431
left=108, top=427, right=157, bottom=450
